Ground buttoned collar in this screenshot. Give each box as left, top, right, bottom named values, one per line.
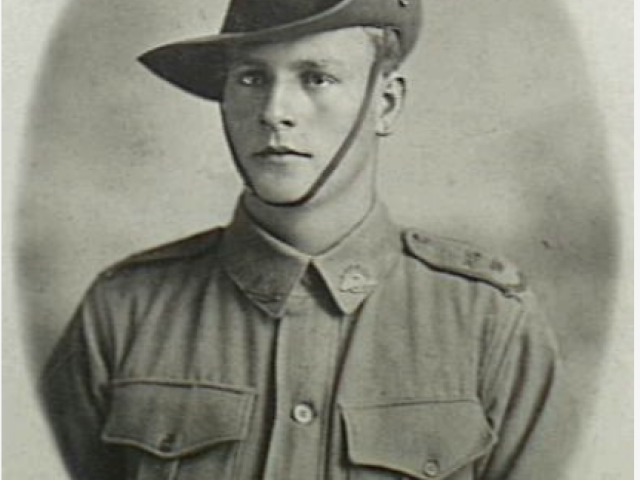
left=219, top=201, right=402, bottom=318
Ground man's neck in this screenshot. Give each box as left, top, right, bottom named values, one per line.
left=242, top=189, right=377, bottom=256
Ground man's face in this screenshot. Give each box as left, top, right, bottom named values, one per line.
left=221, top=28, right=384, bottom=205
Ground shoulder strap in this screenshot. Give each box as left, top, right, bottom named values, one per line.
left=403, top=228, right=528, bottom=298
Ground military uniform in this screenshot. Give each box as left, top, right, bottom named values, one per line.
left=42, top=1, right=561, bottom=477
left=42, top=202, right=559, bottom=480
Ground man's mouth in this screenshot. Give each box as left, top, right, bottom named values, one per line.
left=253, top=145, right=312, bottom=159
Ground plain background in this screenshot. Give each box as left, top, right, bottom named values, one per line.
left=4, top=0, right=632, bottom=478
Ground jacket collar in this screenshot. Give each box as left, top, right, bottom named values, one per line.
left=219, top=201, right=402, bottom=317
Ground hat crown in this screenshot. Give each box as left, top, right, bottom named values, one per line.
left=223, top=0, right=341, bottom=33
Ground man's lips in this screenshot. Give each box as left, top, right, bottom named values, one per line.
left=253, top=146, right=312, bottom=159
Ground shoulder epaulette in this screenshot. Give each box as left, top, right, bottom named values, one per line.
left=101, top=227, right=223, bottom=278
left=403, top=228, right=527, bottom=298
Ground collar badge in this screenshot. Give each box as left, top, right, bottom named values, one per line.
left=339, top=265, right=377, bottom=294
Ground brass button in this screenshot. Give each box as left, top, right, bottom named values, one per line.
left=423, top=459, right=440, bottom=477
left=464, top=250, right=482, bottom=268
left=291, top=403, right=316, bottom=425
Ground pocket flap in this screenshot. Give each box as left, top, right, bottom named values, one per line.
left=102, top=379, right=255, bottom=459
left=341, top=399, right=496, bottom=479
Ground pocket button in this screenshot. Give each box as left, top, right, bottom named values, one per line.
left=158, top=433, right=177, bottom=453
left=423, top=459, right=440, bottom=477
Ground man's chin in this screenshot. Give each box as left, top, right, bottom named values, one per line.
left=249, top=185, right=314, bottom=206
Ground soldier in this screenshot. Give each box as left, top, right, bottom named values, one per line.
left=41, top=0, right=561, bottom=479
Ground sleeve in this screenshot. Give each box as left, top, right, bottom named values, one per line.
left=39, top=279, right=127, bottom=480
left=475, top=293, right=564, bottom=480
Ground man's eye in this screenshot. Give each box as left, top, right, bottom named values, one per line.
left=301, top=71, right=337, bottom=88
left=236, top=70, right=268, bottom=87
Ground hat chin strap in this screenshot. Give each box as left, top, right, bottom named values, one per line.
left=224, top=57, right=382, bottom=208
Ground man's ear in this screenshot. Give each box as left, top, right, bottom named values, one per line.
left=376, top=73, right=406, bottom=137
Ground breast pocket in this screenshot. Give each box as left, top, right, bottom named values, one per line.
left=101, top=379, right=255, bottom=480
left=341, top=399, right=496, bottom=480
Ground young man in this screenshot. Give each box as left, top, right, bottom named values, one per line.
left=41, top=1, right=561, bottom=479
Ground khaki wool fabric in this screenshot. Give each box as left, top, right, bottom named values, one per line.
left=41, top=202, right=560, bottom=480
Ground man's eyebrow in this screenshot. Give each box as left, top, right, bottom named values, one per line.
left=226, top=56, right=267, bottom=69
left=291, top=58, right=347, bottom=70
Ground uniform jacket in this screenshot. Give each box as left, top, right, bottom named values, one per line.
left=41, top=202, right=560, bottom=480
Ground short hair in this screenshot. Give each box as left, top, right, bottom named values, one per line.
left=362, top=26, right=403, bottom=76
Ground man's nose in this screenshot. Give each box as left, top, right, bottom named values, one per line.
left=258, top=80, right=298, bottom=131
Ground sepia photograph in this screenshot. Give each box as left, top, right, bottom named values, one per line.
left=4, top=0, right=632, bottom=479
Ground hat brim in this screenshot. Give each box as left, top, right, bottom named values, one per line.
left=138, top=0, right=421, bottom=101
